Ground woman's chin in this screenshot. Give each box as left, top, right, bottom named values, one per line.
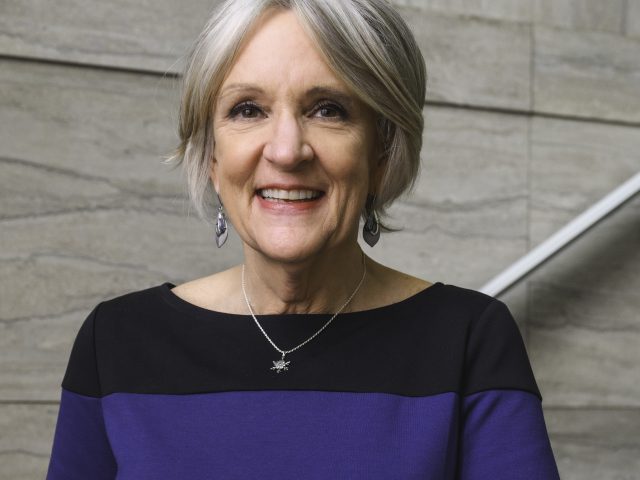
left=257, top=242, right=322, bottom=264
left=250, top=232, right=331, bottom=264
left=243, top=217, right=355, bottom=264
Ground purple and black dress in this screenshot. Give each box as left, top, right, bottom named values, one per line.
left=47, top=281, right=561, bottom=479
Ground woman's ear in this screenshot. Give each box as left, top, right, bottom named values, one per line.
left=369, top=148, right=387, bottom=195
left=210, top=157, right=220, bottom=193
left=209, top=133, right=220, bottom=192
left=371, top=117, right=389, bottom=187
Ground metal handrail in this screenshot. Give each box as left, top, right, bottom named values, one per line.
left=480, top=171, right=640, bottom=298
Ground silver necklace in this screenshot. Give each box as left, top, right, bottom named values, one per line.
left=241, top=252, right=367, bottom=373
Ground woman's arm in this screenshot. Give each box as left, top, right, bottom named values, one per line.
left=457, top=299, right=561, bottom=479
left=46, top=303, right=117, bottom=480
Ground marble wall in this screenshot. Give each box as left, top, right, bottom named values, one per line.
left=1, top=0, right=639, bottom=478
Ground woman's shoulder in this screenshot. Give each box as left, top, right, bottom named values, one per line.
left=358, top=257, right=494, bottom=313
left=168, top=266, right=246, bottom=314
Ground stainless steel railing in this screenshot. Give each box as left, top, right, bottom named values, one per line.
left=480, top=171, right=640, bottom=298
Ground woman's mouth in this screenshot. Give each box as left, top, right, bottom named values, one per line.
left=255, top=188, right=325, bottom=213
left=257, top=188, right=324, bottom=202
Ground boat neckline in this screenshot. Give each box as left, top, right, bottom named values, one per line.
left=157, top=280, right=445, bottom=321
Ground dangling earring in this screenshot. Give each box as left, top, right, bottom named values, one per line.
left=215, top=193, right=228, bottom=248
left=363, top=193, right=380, bottom=247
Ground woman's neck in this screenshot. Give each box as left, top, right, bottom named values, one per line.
left=240, top=242, right=368, bottom=315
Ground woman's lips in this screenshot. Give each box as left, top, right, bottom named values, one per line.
left=257, top=188, right=324, bottom=200
left=255, top=191, right=325, bottom=213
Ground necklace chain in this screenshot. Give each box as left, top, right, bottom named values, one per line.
left=241, top=252, right=367, bottom=372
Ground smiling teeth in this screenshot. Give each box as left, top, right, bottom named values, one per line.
left=260, top=189, right=322, bottom=200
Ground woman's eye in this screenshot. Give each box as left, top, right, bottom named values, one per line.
left=314, top=102, right=347, bottom=119
left=229, top=102, right=262, bottom=119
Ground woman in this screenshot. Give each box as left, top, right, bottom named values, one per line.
left=47, top=0, right=561, bottom=478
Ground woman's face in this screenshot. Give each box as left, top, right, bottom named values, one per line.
left=211, top=8, right=381, bottom=263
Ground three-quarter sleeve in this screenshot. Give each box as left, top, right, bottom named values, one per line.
left=46, top=302, right=118, bottom=480
left=457, top=299, right=561, bottom=480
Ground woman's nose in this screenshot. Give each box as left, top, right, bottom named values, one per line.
left=263, top=112, right=313, bottom=169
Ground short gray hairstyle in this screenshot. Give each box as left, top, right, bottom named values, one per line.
left=164, top=0, right=427, bottom=231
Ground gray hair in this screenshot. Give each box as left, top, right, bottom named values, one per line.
left=163, top=0, right=427, bottom=231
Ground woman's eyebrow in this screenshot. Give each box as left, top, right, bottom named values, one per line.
left=305, top=86, right=355, bottom=108
left=218, top=83, right=355, bottom=108
left=218, top=83, right=264, bottom=99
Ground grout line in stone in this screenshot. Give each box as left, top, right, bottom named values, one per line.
left=2, top=55, right=639, bottom=128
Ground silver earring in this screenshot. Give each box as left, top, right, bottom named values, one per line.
left=363, top=194, right=380, bottom=247
left=215, top=193, right=228, bottom=248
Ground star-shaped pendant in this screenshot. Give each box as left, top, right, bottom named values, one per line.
left=271, top=358, right=290, bottom=373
